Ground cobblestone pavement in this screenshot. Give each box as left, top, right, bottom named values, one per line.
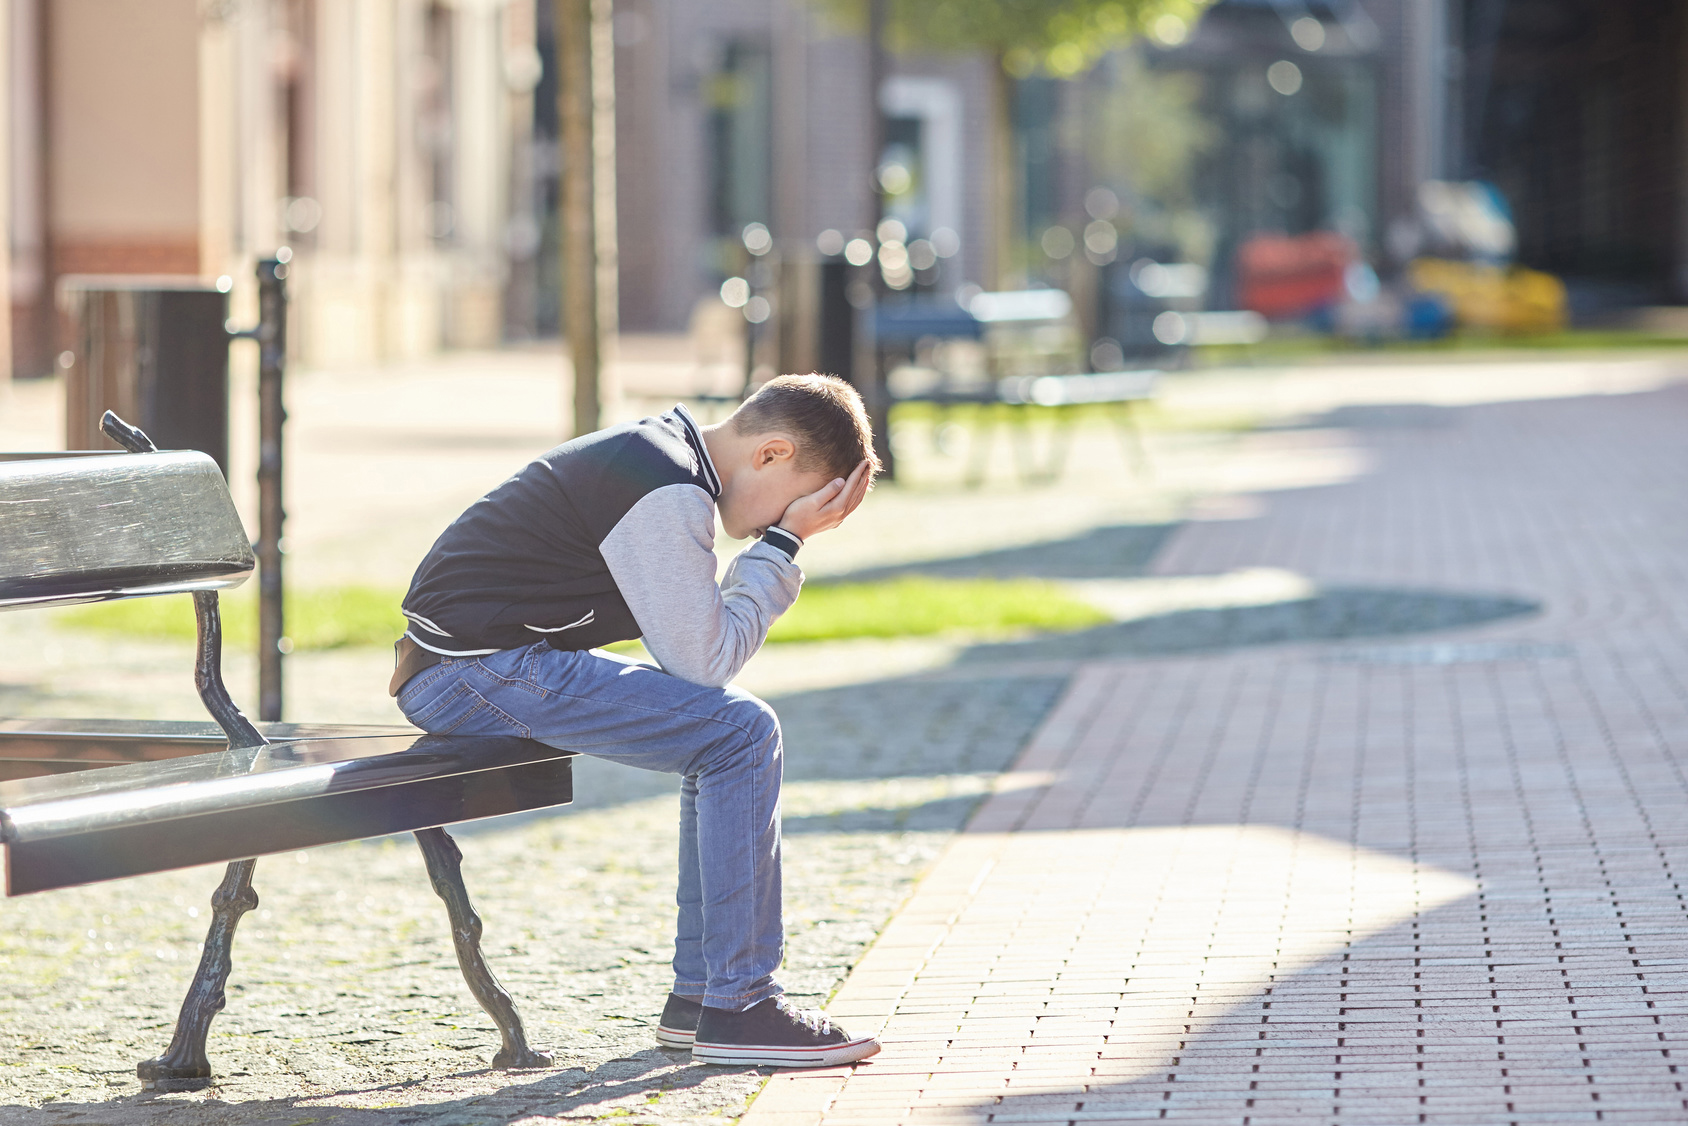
left=4, top=352, right=1687, bottom=1124
left=748, top=365, right=1688, bottom=1123
left=0, top=352, right=1167, bottom=1124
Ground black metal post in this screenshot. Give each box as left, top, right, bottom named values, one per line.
left=739, top=247, right=771, bottom=399
left=254, top=257, right=288, bottom=722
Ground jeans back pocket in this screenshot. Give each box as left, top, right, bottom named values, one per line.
left=403, top=678, right=480, bottom=734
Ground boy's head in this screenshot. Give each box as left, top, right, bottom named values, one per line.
left=707, top=374, right=881, bottom=540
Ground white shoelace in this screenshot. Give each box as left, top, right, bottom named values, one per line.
left=775, top=996, right=835, bottom=1036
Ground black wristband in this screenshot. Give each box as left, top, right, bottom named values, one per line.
left=762, top=526, right=803, bottom=560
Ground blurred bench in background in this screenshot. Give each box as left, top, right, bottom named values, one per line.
left=876, top=294, right=1158, bottom=486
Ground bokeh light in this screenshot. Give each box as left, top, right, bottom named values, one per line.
left=719, top=276, right=750, bottom=308
left=1090, top=337, right=1126, bottom=371
left=1084, top=220, right=1118, bottom=258
left=742, top=222, right=772, bottom=256
left=877, top=162, right=912, bottom=195
left=1151, top=13, right=1188, bottom=45
left=1041, top=226, right=1075, bottom=260
left=1268, top=60, right=1303, bottom=95
left=1291, top=17, right=1326, bottom=51
left=1152, top=310, right=1188, bottom=345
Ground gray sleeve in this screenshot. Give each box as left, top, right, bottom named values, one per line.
left=599, top=483, right=802, bottom=688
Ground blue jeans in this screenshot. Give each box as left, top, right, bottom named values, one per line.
left=396, top=642, right=784, bottom=1011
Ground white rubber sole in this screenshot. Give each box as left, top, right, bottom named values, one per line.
left=691, top=1035, right=881, bottom=1068
left=655, top=1024, right=696, bottom=1048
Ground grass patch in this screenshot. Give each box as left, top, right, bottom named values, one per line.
left=55, top=576, right=1109, bottom=651
left=768, top=575, right=1108, bottom=644
left=889, top=396, right=1257, bottom=434
left=1192, top=327, right=1688, bottom=367
left=56, top=586, right=406, bottom=651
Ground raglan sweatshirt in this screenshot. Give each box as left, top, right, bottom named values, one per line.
left=400, top=404, right=802, bottom=688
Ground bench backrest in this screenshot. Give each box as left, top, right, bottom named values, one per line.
left=0, top=450, right=253, bottom=610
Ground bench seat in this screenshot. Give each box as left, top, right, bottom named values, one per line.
left=0, top=729, right=575, bottom=895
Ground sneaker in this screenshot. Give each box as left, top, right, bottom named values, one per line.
left=691, top=995, right=881, bottom=1068
left=656, top=992, right=702, bottom=1048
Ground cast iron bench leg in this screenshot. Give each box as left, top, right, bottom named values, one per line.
left=415, top=826, right=552, bottom=1068
left=136, top=857, right=260, bottom=1091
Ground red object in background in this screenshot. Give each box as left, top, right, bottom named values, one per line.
left=1235, top=232, right=1358, bottom=319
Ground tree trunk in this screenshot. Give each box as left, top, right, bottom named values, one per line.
left=990, top=53, right=1016, bottom=291
left=862, top=0, right=895, bottom=477
left=589, top=0, right=619, bottom=400
left=557, top=0, right=599, bottom=436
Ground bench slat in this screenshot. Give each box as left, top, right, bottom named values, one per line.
left=0, top=719, right=416, bottom=780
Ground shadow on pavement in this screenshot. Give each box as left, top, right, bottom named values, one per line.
left=833, top=521, right=1177, bottom=582
left=956, top=585, right=1539, bottom=664
left=0, top=1048, right=754, bottom=1126
left=1302, top=402, right=1462, bottom=430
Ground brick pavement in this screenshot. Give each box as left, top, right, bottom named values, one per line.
left=746, top=377, right=1688, bottom=1124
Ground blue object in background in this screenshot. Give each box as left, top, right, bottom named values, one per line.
left=872, top=300, right=982, bottom=345
left=1405, top=293, right=1455, bottom=339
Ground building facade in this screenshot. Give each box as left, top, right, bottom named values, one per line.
left=4, top=0, right=1684, bottom=382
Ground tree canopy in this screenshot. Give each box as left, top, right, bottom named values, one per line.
left=883, top=0, right=1211, bottom=77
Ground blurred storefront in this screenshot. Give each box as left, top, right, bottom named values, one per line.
left=5, top=0, right=542, bottom=375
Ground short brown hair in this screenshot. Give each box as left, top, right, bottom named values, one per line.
left=730, top=373, right=882, bottom=481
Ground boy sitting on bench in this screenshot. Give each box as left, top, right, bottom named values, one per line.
left=389, top=374, right=881, bottom=1068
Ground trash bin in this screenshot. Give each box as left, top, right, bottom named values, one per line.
left=59, top=277, right=231, bottom=475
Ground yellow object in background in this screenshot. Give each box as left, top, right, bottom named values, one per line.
left=1409, top=258, right=1567, bottom=333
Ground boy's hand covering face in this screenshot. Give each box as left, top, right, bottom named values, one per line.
left=776, top=460, right=872, bottom=541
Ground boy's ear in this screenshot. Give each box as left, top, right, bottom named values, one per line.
left=753, top=436, right=797, bottom=468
